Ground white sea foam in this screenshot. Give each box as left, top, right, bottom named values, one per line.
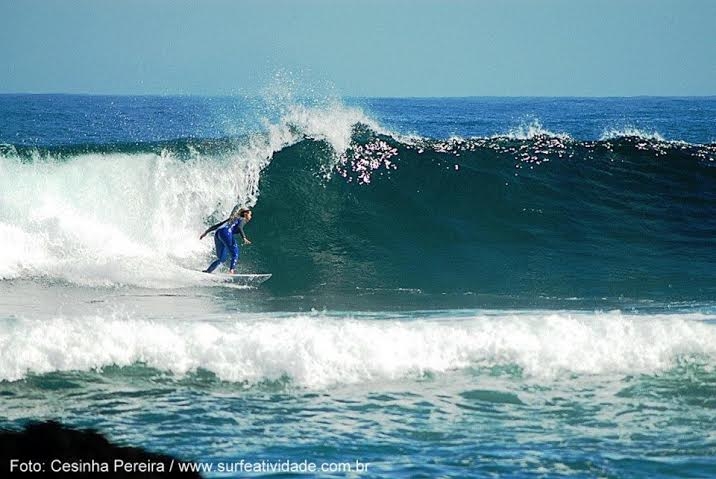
left=600, top=127, right=666, bottom=141
left=502, top=119, right=571, bottom=140
left=1, top=311, right=714, bottom=387
left=0, top=101, right=374, bottom=287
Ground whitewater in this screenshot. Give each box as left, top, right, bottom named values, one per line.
left=2, top=309, right=716, bottom=385
left=0, top=100, right=386, bottom=285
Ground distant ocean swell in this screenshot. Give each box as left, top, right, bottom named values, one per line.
left=0, top=105, right=715, bottom=300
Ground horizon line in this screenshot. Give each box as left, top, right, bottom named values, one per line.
left=2, top=92, right=716, bottom=100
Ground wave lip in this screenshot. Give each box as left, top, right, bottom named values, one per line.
left=600, top=127, right=666, bottom=142
left=502, top=119, right=572, bottom=141
left=1, top=311, right=715, bottom=387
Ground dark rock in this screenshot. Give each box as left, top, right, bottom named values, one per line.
left=0, top=421, right=202, bottom=477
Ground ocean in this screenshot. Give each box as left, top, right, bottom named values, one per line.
left=1, top=94, right=715, bottom=477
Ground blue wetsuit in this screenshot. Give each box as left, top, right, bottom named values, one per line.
left=204, top=217, right=248, bottom=273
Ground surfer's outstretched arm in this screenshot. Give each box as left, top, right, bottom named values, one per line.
left=235, top=222, right=251, bottom=244
left=199, top=219, right=228, bottom=239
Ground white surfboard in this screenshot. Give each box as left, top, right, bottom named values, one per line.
left=214, top=273, right=272, bottom=285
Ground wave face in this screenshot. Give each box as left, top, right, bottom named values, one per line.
left=256, top=130, right=716, bottom=302
left=0, top=96, right=715, bottom=302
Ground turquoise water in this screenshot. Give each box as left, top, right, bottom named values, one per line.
left=1, top=95, right=716, bottom=477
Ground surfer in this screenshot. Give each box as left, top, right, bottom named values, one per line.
left=200, top=206, right=252, bottom=274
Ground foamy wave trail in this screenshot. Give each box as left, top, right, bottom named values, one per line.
left=0, top=101, right=376, bottom=287
left=1, top=311, right=715, bottom=386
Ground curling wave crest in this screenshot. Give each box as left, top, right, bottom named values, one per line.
left=0, top=101, right=377, bottom=287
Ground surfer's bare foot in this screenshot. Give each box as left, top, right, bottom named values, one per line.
left=229, top=269, right=235, bottom=274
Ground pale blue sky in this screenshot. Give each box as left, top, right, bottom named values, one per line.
left=1, top=0, right=714, bottom=96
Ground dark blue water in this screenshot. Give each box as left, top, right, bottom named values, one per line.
left=1, top=95, right=715, bottom=478
left=3, top=95, right=716, bottom=146
left=359, top=96, right=716, bottom=144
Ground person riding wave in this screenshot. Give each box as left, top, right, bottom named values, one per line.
left=200, top=206, right=252, bottom=274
